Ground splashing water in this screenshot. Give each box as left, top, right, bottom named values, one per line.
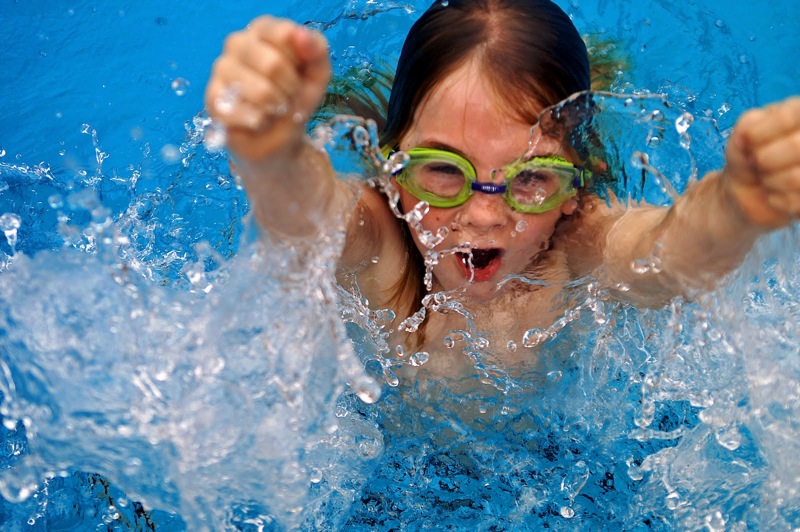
left=2, top=85, right=799, bottom=532
left=3, top=0, right=800, bottom=529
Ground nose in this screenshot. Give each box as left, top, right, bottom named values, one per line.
left=455, top=187, right=509, bottom=234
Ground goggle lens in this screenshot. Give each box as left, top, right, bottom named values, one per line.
left=396, top=149, right=585, bottom=213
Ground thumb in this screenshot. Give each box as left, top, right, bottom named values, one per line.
left=724, top=110, right=763, bottom=188
left=290, top=27, right=331, bottom=118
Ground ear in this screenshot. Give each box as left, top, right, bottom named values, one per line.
left=560, top=196, right=579, bottom=216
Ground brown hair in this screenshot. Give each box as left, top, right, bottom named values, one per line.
left=316, top=1, right=600, bottom=349
left=380, top=0, right=591, bottom=148
left=381, top=0, right=591, bottom=348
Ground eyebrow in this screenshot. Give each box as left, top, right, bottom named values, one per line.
left=414, top=138, right=564, bottom=164
left=414, top=139, right=468, bottom=159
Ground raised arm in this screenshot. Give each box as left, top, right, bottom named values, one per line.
left=204, top=17, right=353, bottom=241
left=573, top=97, right=800, bottom=304
left=205, top=17, right=409, bottom=303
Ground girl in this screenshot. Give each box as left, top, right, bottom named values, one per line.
left=205, top=0, right=800, bottom=378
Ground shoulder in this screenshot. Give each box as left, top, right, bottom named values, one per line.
left=552, top=192, right=627, bottom=278
left=339, top=184, right=413, bottom=308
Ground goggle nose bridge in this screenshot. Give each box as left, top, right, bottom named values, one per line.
left=471, top=181, right=507, bottom=195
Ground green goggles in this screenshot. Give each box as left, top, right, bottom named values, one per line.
left=392, top=147, right=588, bottom=214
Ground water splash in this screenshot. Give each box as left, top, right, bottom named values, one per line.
left=1, top=70, right=799, bottom=532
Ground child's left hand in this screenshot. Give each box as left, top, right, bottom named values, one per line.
left=723, top=97, right=800, bottom=229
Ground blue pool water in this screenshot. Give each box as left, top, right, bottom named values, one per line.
left=1, top=0, right=799, bottom=529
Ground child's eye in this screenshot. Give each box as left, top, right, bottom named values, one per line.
left=513, top=169, right=558, bottom=187
left=425, top=163, right=464, bottom=176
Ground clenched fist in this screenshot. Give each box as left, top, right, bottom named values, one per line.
left=205, top=16, right=331, bottom=162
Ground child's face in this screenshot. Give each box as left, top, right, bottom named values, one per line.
left=396, top=58, right=577, bottom=300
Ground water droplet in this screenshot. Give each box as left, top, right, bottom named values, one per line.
left=507, top=341, right=517, bottom=352
left=674, top=112, right=693, bottom=135
left=626, top=458, right=643, bottom=481
left=560, top=506, right=575, bottom=518
left=738, top=55, right=749, bottom=64
left=631, top=258, right=653, bottom=274
left=160, top=144, right=181, bottom=164
left=714, top=19, right=725, bottom=29
left=170, top=77, right=190, bottom=96
left=440, top=0, right=449, bottom=5
left=705, top=510, right=726, bottom=532
left=371, top=256, right=379, bottom=264
left=214, top=84, right=241, bottom=115
left=666, top=491, right=681, bottom=510
left=275, top=102, right=289, bottom=117
left=203, top=120, right=227, bottom=153
left=443, top=336, right=455, bottom=349
left=409, top=351, right=430, bottom=366
left=353, top=376, right=381, bottom=404
left=0, top=212, right=22, bottom=254
left=715, top=426, right=742, bottom=450
left=48, top=194, right=64, bottom=209
left=546, top=370, right=563, bottom=382
left=0, top=148, right=5, bottom=157
left=522, top=328, right=548, bottom=348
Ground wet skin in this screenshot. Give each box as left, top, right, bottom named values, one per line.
left=395, top=57, right=577, bottom=302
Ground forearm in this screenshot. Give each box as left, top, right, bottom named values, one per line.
left=605, top=172, right=766, bottom=300
left=236, top=138, right=354, bottom=238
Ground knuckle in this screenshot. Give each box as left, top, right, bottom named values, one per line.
left=210, top=56, right=231, bottom=76
left=223, top=31, right=246, bottom=54
left=737, top=107, right=763, bottom=129
left=258, top=52, right=282, bottom=78
left=250, top=78, right=275, bottom=103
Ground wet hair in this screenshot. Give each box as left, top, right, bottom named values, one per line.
left=380, top=0, right=591, bottom=149
left=376, top=0, right=592, bottom=345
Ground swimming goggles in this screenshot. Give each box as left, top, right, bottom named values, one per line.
left=392, top=147, right=588, bottom=214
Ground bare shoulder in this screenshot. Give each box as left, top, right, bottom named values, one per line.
left=339, top=185, right=410, bottom=308
left=553, top=193, right=627, bottom=278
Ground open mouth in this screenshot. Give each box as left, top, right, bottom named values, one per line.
left=456, top=248, right=504, bottom=282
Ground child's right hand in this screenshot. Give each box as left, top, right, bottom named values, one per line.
left=205, top=17, right=331, bottom=162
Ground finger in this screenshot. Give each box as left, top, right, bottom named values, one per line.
left=209, top=56, right=294, bottom=109
left=223, top=32, right=302, bottom=98
left=290, top=28, right=332, bottom=116
left=725, top=124, right=759, bottom=186
left=207, top=80, right=287, bottom=130
left=752, top=128, right=800, bottom=174
left=248, top=17, right=303, bottom=65
left=738, top=97, right=800, bottom=148
left=291, top=26, right=330, bottom=66
left=765, top=190, right=800, bottom=218
left=761, top=164, right=800, bottom=194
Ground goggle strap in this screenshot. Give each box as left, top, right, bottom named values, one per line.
left=574, top=168, right=589, bottom=189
